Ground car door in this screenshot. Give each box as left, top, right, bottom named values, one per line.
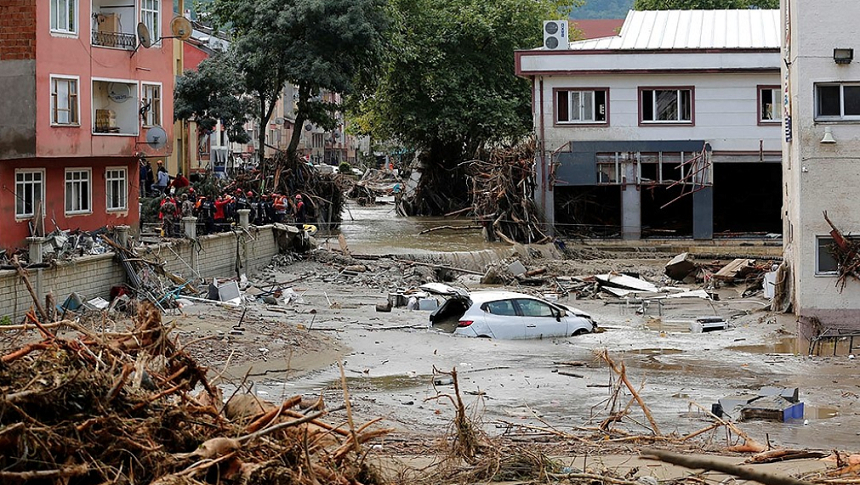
left=480, top=299, right=524, bottom=339
left=515, top=298, right=567, bottom=339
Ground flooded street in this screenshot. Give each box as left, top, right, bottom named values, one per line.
left=333, top=197, right=500, bottom=254
left=248, top=200, right=859, bottom=451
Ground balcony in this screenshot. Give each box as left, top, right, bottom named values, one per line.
left=91, top=30, right=136, bottom=50
left=91, top=1, right=136, bottom=50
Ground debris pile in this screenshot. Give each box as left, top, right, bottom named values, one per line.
left=271, top=151, right=347, bottom=230
left=0, top=303, right=389, bottom=485
left=466, top=139, right=548, bottom=244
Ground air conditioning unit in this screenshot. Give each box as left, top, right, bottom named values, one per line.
left=543, top=20, right=568, bottom=50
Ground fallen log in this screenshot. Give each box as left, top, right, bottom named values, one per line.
left=642, top=448, right=815, bottom=485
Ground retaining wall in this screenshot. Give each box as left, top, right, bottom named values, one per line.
left=0, top=226, right=279, bottom=321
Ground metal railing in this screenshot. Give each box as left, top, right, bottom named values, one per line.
left=91, top=30, right=136, bottom=50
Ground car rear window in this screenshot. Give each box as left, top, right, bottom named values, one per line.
left=483, top=300, right=517, bottom=316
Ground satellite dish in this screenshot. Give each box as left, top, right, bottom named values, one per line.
left=108, top=83, right=131, bottom=103
left=304, top=124, right=313, bottom=131
left=146, top=126, right=168, bottom=150
left=169, top=16, right=193, bottom=41
left=137, top=22, right=152, bottom=49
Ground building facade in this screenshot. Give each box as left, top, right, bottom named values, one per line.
left=516, top=10, right=783, bottom=240
left=782, top=0, right=860, bottom=335
left=0, top=0, right=174, bottom=250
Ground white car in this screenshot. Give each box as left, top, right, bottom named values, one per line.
left=428, top=289, right=597, bottom=340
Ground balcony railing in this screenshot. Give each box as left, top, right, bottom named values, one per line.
left=91, top=30, right=136, bottom=50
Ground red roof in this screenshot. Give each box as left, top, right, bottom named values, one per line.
left=570, top=19, right=625, bottom=40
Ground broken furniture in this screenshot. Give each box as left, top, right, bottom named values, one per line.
left=712, top=388, right=803, bottom=422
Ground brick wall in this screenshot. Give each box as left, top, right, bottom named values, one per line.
left=0, top=227, right=280, bottom=321
left=0, top=0, right=36, bottom=60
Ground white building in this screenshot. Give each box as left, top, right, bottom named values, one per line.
left=782, top=0, right=860, bottom=338
left=516, top=10, right=783, bottom=239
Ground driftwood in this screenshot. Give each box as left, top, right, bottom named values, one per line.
left=0, top=302, right=390, bottom=485
left=642, top=448, right=815, bottom=485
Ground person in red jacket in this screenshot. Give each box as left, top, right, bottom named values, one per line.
left=170, top=171, right=190, bottom=189
left=214, top=195, right=231, bottom=232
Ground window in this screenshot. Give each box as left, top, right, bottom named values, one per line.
left=641, top=88, right=693, bottom=123
left=816, top=235, right=860, bottom=275
left=141, top=84, right=161, bottom=126
left=51, top=77, right=79, bottom=125
left=483, top=300, right=517, bottom=316
left=50, top=0, right=77, bottom=34
left=106, top=168, right=127, bottom=211
left=815, top=83, right=860, bottom=120
left=514, top=299, right=554, bottom=318
left=141, top=0, right=160, bottom=43
left=759, top=86, right=783, bottom=123
left=557, top=89, right=607, bottom=124
left=65, top=169, right=91, bottom=214
left=15, top=170, right=44, bottom=219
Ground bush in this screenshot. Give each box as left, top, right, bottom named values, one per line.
left=338, top=162, right=352, bottom=175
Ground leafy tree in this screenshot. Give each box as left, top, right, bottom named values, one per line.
left=207, top=0, right=388, bottom=170
left=352, top=0, right=579, bottom=213
left=174, top=51, right=252, bottom=144
left=633, top=0, right=778, bottom=9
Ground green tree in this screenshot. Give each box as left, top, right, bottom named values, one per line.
left=174, top=51, right=252, bottom=144
left=352, top=0, right=578, bottom=213
left=633, top=0, right=778, bottom=9
left=208, top=0, right=388, bottom=169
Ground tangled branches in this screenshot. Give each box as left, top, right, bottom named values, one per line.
left=466, top=139, right=549, bottom=244
left=0, top=302, right=388, bottom=485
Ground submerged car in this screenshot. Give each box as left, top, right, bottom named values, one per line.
left=428, top=290, right=597, bottom=340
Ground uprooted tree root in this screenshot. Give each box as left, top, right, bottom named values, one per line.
left=0, top=302, right=389, bottom=485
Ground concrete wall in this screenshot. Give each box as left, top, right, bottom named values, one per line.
left=0, top=226, right=280, bottom=321
left=783, top=0, right=860, bottom=332
left=0, top=60, right=36, bottom=159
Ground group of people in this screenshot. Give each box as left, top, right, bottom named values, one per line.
left=157, top=187, right=308, bottom=237
left=140, top=159, right=190, bottom=197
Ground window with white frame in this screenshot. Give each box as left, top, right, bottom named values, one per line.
left=816, top=235, right=860, bottom=275
left=141, top=84, right=161, bottom=126
left=50, top=0, right=77, bottom=34
left=65, top=169, right=91, bottom=214
left=106, top=168, right=127, bottom=211
left=641, top=88, right=693, bottom=123
left=51, top=77, right=79, bottom=125
left=141, top=0, right=160, bottom=43
left=759, top=86, right=783, bottom=123
left=557, top=89, right=607, bottom=124
left=815, top=83, right=860, bottom=120
left=15, top=170, right=44, bottom=219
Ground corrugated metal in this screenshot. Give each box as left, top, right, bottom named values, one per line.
left=568, top=9, right=779, bottom=50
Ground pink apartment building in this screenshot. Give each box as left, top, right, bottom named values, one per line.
left=0, top=0, right=174, bottom=250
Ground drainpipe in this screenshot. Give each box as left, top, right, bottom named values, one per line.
left=537, top=76, right=553, bottom=236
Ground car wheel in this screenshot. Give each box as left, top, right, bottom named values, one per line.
left=571, top=329, right=588, bottom=336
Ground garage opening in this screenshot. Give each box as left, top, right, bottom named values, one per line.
left=553, top=186, right=621, bottom=238
left=713, top=163, right=782, bottom=235
left=641, top=185, right=693, bottom=238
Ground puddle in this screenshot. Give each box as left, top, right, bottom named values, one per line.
left=626, top=348, right=684, bottom=355
left=804, top=405, right=839, bottom=420
left=324, top=374, right=432, bottom=392
left=729, top=337, right=801, bottom=355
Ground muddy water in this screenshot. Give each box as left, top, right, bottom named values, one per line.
left=331, top=198, right=500, bottom=254
left=259, top=199, right=860, bottom=450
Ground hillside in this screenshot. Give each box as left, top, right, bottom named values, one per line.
left=571, top=0, right=634, bottom=19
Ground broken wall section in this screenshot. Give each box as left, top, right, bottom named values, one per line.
left=0, top=227, right=280, bottom=321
